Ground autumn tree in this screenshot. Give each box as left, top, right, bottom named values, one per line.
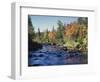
left=64, top=17, right=88, bottom=51
left=48, top=26, right=57, bottom=44
left=64, top=23, right=80, bottom=40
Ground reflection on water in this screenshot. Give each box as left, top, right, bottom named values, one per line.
left=28, top=45, right=87, bottom=66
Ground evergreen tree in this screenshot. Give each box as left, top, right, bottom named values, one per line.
left=77, top=17, right=88, bottom=27
left=56, top=20, right=64, bottom=44
left=28, top=16, right=35, bottom=39
left=43, top=29, right=49, bottom=43
left=38, top=28, right=41, bottom=41
left=52, top=25, right=55, bottom=32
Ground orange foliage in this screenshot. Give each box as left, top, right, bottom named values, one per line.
left=64, top=23, right=87, bottom=40
left=48, top=32, right=57, bottom=43
left=64, top=23, right=79, bottom=39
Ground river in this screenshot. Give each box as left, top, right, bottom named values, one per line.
left=28, top=45, right=87, bottom=66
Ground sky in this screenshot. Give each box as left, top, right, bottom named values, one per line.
left=30, top=15, right=78, bottom=32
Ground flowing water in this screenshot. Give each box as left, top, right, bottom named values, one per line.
left=28, top=45, right=87, bottom=66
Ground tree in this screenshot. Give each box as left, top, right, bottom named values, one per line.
left=63, top=18, right=88, bottom=51
left=28, top=16, right=43, bottom=51
left=37, top=28, right=41, bottom=41
left=64, top=23, right=80, bottom=40
left=57, top=20, right=64, bottom=38
left=77, top=17, right=88, bottom=27
left=56, top=20, right=64, bottom=45
left=48, top=26, right=57, bottom=44
left=76, top=17, right=88, bottom=51
left=28, top=16, right=35, bottom=39
left=52, top=25, right=56, bottom=32
left=43, top=29, right=49, bottom=43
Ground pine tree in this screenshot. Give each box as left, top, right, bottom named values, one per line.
left=37, top=28, right=41, bottom=41
left=43, top=29, right=49, bottom=43
left=28, top=16, right=35, bottom=39
left=56, top=20, right=64, bottom=45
